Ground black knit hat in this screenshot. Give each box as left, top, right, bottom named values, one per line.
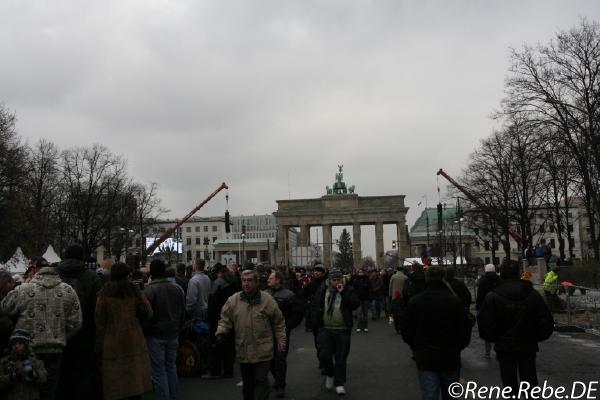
left=110, top=262, right=131, bottom=281
left=9, top=329, right=31, bottom=344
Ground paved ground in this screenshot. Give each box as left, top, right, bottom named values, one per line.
left=143, top=317, right=600, bottom=400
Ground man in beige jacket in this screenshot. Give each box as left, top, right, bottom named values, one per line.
left=216, top=269, right=286, bottom=400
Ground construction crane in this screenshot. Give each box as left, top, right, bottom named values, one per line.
left=436, top=169, right=524, bottom=245
left=143, top=182, right=229, bottom=265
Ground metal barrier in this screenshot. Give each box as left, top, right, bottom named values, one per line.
left=533, top=282, right=600, bottom=335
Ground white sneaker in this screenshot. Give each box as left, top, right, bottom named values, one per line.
left=336, top=386, right=346, bottom=395
left=364, top=328, right=369, bottom=332
left=325, top=376, right=334, bottom=390
left=356, top=328, right=361, bottom=332
left=388, top=316, right=394, bottom=325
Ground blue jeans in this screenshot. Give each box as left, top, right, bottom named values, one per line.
left=417, top=369, right=460, bottom=400
left=317, top=328, right=351, bottom=386
left=147, top=337, right=180, bottom=400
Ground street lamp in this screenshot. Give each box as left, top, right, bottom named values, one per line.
left=241, top=233, right=246, bottom=266
left=203, top=237, right=210, bottom=264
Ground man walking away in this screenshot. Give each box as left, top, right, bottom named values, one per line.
left=216, top=270, right=286, bottom=400
left=311, top=269, right=360, bottom=396
left=475, top=264, right=500, bottom=358
left=389, top=265, right=407, bottom=332
left=478, top=260, right=554, bottom=396
left=186, top=259, right=211, bottom=320
left=267, top=271, right=305, bottom=398
left=349, top=268, right=372, bottom=332
left=144, top=259, right=186, bottom=400
left=401, top=266, right=472, bottom=400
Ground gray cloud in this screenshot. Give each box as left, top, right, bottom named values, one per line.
left=2, top=0, right=599, bottom=244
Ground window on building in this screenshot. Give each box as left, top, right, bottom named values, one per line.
left=213, top=236, right=217, bottom=243
left=186, top=227, right=191, bottom=232
left=550, top=225, right=555, bottom=233
left=493, top=241, right=499, bottom=251
left=196, top=237, right=201, bottom=245
left=568, top=212, right=573, bottom=218
left=474, top=240, right=480, bottom=248
left=569, top=238, right=575, bottom=248
left=204, top=226, right=208, bottom=232
left=186, top=238, right=191, bottom=245
left=550, top=238, right=556, bottom=249
left=539, top=224, right=545, bottom=233
left=568, top=224, right=574, bottom=233
left=483, top=228, right=488, bottom=236
left=160, top=227, right=166, bottom=233
left=196, top=250, right=201, bottom=259
left=186, top=250, right=192, bottom=261
left=212, top=225, right=217, bottom=232
left=204, top=251, right=209, bottom=260
left=195, top=226, right=200, bottom=232
left=485, top=257, right=490, bottom=264
left=152, top=227, right=158, bottom=233
left=484, top=241, right=490, bottom=250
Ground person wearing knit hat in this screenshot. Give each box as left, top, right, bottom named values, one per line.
left=476, top=263, right=500, bottom=359
left=0, top=328, right=48, bottom=400
left=310, top=267, right=360, bottom=395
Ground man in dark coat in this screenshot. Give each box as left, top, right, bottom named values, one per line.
left=475, top=264, right=500, bottom=358
left=143, top=259, right=186, bottom=400
left=401, top=266, right=472, bottom=400
left=478, top=260, right=554, bottom=395
left=55, top=244, right=102, bottom=399
left=402, top=263, right=426, bottom=306
left=267, top=270, right=305, bottom=398
left=311, top=269, right=360, bottom=396
left=300, top=265, right=327, bottom=360
left=445, top=267, right=472, bottom=309
left=349, top=268, right=372, bottom=332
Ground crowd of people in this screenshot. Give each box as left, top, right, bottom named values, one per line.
left=0, top=246, right=557, bottom=400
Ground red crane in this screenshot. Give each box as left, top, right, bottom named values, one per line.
left=143, top=182, right=229, bottom=264
left=436, top=169, right=524, bottom=244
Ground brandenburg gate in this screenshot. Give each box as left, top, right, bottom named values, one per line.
left=273, top=166, right=410, bottom=268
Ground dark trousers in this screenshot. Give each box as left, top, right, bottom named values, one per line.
left=270, top=331, right=291, bottom=388
left=209, top=331, right=235, bottom=376
left=240, top=361, right=271, bottom=400
left=355, top=300, right=370, bottom=329
left=317, top=328, right=351, bottom=387
left=497, top=352, right=538, bottom=394
left=56, top=344, right=100, bottom=400
left=37, top=352, right=62, bottom=400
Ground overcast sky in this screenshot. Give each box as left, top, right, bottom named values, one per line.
left=2, top=1, right=599, bottom=255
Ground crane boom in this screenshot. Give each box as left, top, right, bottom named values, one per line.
left=143, top=182, right=229, bottom=262
left=436, top=169, right=524, bottom=244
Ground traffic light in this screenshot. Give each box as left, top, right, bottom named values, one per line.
left=392, top=240, right=397, bottom=249
left=349, top=242, right=353, bottom=251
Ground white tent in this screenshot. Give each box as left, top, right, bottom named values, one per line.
left=43, top=245, right=61, bottom=264
left=2, top=247, right=29, bottom=274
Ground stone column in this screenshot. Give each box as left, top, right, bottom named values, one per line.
left=375, top=221, right=384, bottom=269
left=276, top=225, right=289, bottom=266
left=352, top=223, right=362, bottom=269
left=323, top=224, right=332, bottom=269
left=397, top=219, right=410, bottom=260
left=299, top=224, right=310, bottom=247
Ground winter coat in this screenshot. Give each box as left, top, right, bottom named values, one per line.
left=446, top=278, right=472, bottom=309
left=56, top=258, right=102, bottom=355
left=401, top=281, right=472, bottom=371
left=478, top=278, right=553, bottom=354
left=0, top=352, right=47, bottom=400
left=402, top=271, right=427, bottom=305
left=143, top=278, right=186, bottom=340
left=369, top=274, right=384, bottom=299
left=216, top=290, right=286, bottom=364
left=476, top=272, right=500, bottom=310
left=267, top=286, right=305, bottom=332
left=1, top=268, right=82, bottom=353
left=186, top=272, right=211, bottom=319
left=310, top=282, right=360, bottom=331
left=389, top=271, right=407, bottom=298
left=95, top=288, right=153, bottom=400
left=350, top=275, right=372, bottom=301
left=543, top=271, right=559, bottom=294
left=207, top=274, right=238, bottom=326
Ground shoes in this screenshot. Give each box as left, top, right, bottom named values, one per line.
left=325, top=376, right=334, bottom=390
left=364, top=328, right=369, bottom=332
left=356, top=328, right=361, bottom=332
left=336, top=386, right=346, bottom=395
left=201, top=373, right=221, bottom=379
left=388, top=317, right=393, bottom=325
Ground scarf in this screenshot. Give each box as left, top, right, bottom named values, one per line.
left=240, top=290, right=262, bottom=305
left=326, top=286, right=339, bottom=316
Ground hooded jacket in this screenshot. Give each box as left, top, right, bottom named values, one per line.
left=476, top=272, right=501, bottom=310
left=478, top=278, right=554, bottom=354
left=0, top=268, right=82, bottom=353
left=310, top=280, right=360, bottom=331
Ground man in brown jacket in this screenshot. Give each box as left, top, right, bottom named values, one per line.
left=216, top=269, right=286, bottom=400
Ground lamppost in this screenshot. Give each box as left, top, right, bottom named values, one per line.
left=203, top=237, right=210, bottom=264
left=241, top=233, right=246, bottom=266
